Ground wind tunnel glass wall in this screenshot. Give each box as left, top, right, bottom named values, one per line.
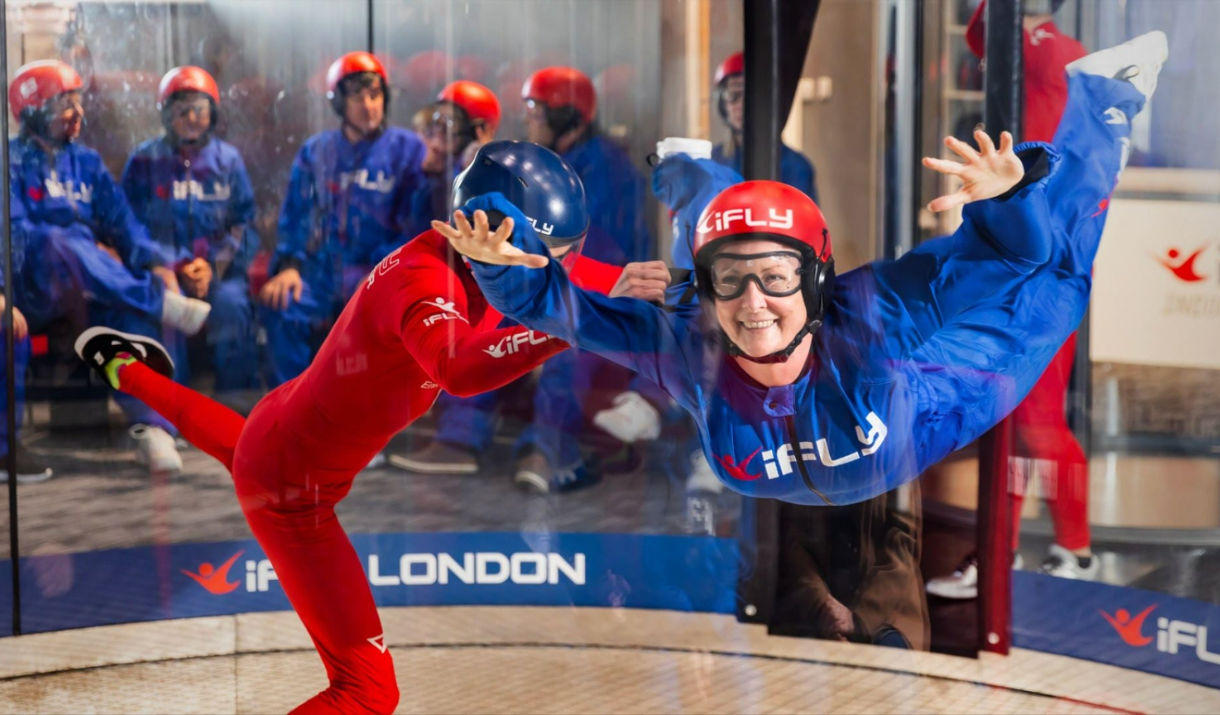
left=0, top=0, right=752, bottom=640
left=16, top=0, right=1218, bottom=696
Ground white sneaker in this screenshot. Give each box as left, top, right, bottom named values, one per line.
left=925, top=552, right=1024, bottom=600
left=1067, top=31, right=1168, bottom=102
left=130, top=425, right=183, bottom=474
left=161, top=291, right=212, bottom=336
left=364, top=452, right=386, bottom=470
left=592, top=391, right=661, bottom=443
left=685, top=451, right=723, bottom=494
left=1040, top=543, right=1100, bottom=580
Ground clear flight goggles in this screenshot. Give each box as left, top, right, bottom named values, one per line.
left=707, top=251, right=805, bottom=300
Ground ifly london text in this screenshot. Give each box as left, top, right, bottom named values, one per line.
left=241, top=552, right=587, bottom=593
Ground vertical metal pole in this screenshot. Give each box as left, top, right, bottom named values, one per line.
left=880, top=0, right=921, bottom=261
left=741, top=0, right=780, bottom=182
left=977, top=0, right=1023, bottom=657
left=983, top=0, right=1024, bottom=142
left=367, top=0, right=375, bottom=55
left=1, top=0, right=24, bottom=637
left=735, top=0, right=782, bottom=626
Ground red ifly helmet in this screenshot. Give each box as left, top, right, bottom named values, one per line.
left=694, top=181, right=831, bottom=263
left=157, top=66, right=220, bottom=134
left=522, top=66, right=596, bottom=124
left=714, top=51, right=744, bottom=85
left=10, top=60, right=83, bottom=120
left=693, top=180, right=836, bottom=362
left=714, top=52, right=746, bottom=126
left=437, top=80, right=501, bottom=135
left=325, top=51, right=389, bottom=117
left=158, top=65, right=219, bottom=106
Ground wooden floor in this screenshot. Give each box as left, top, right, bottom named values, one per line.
left=2, top=607, right=1217, bottom=714
left=0, top=646, right=1117, bottom=714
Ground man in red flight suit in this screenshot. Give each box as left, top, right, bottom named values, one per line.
left=76, top=141, right=669, bottom=713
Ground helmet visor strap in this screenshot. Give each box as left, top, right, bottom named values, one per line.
left=708, top=251, right=804, bottom=300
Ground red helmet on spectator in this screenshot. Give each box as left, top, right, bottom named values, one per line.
left=9, top=60, right=83, bottom=120
left=714, top=51, right=746, bottom=125
left=522, top=66, right=596, bottom=124
left=158, top=65, right=220, bottom=106
left=437, top=80, right=501, bottom=135
left=714, top=51, right=745, bottom=85
left=325, top=51, right=390, bottom=117
left=157, top=66, right=220, bottom=133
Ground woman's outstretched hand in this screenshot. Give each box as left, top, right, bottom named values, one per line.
left=923, top=129, right=1024, bottom=213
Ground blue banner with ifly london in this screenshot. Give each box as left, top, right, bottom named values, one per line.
left=1013, top=570, right=1220, bottom=690
left=0, top=532, right=739, bottom=636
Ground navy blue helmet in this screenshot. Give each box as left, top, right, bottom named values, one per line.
left=452, top=140, right=589, bottom=251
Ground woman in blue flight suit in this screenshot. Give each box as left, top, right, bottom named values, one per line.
left=122, top=66, right=260, bottom=402
left=441, top=33, right=1166, bottom=506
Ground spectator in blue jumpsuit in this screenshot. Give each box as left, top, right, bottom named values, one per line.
left=258, top=52, right=425, bottom=391
left=391, top=83, right=521, bottom=476
left=3, top=60, right=215, bottom=478
left=122, top=66, right=260, bottom=408
left=447, top=34, right=1165, bottom=506
left=398, top=66, right=652, bottom=491
left=515, top=67, right=653, bottom=492
left=712, top=51, right=818, bottom=202
left=405, top=80, right=501, bottom=238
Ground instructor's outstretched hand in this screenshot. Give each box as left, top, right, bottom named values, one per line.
left=922, top=129, right=1024, bottom=213
left=433, top=209, right=549, bottom=269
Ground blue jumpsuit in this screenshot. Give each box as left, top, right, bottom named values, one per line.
left=121, top=135, right=260, bottom=392
left=434, top=135, right=653, bottom=477
left=3, top=136, right=179, bottom=441
left=261, top=126, right=426, bottom=387
left=465, top=71, right=1139, bottom=505
left=712, top=141, right=818, bottom=204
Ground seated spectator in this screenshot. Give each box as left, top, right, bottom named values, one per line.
left=122, top=66, right=260, bottom=412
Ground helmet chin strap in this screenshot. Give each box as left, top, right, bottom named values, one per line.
left=719, top=319, right=820, bottom=364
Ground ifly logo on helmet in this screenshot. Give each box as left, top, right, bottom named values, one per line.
left=1100, top=604, right=1220, bottom=666
left=697, top=208, right=794, bottom=235
left=524, top=216, right=555, bottom=236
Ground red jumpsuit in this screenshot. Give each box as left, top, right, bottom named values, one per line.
left=116, top=230, right=621, bottom=713
left=967, top=1, right=1091, bottom=551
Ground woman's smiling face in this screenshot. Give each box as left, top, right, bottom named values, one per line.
left=710, top=239, right=808, bottom=358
